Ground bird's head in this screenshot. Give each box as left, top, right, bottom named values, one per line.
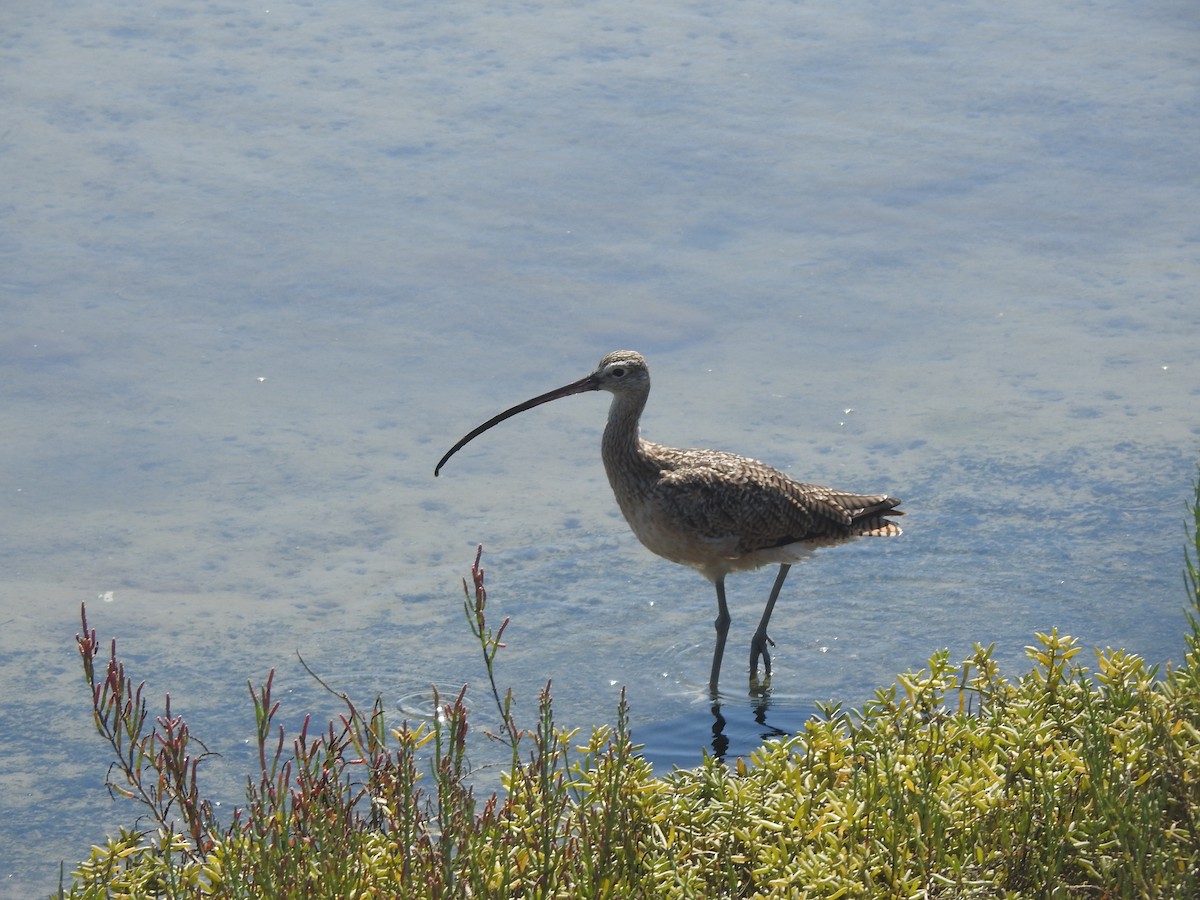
left=590, top=350, right=650, bottom=395
left=434, top=350, right=651, bottom=476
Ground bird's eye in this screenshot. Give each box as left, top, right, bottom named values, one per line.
left=610, top=366, right=626, bottom=377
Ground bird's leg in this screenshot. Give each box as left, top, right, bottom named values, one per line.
left=750, top=564, right=791, bottom=680
left=709, top=577, right=731, bottom=696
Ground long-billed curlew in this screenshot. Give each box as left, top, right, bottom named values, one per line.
left=435, top=350, right=903, bottom=694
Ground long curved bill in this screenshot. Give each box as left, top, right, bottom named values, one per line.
left=434, top=372, right=601, bottom=476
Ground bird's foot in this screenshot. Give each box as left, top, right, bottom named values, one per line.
left=749, top=670, right=772, bottom=698
left=749, top=631, right=775, bottom=680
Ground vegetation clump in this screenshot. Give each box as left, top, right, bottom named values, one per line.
left=62, top=472, right=1200, bottom=897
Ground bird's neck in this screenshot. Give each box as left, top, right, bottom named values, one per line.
left=601, top=389, right=653, bottom=483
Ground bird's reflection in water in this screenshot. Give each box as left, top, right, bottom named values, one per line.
left=707, top=680, right=798, bottom=763
left=709, top=701, right=730, bottom=759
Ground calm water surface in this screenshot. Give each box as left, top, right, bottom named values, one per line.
left=2, top=0, right=1198, bottom=894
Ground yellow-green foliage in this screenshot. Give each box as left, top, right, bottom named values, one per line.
left=61, top=471, right=1200, bottom=898
left=65, top=635, right=1200, bottom=898
left=643, top=635, right=1200, bottom=897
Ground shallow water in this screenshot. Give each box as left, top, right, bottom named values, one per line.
left=2, top=0, right=1199, bottom=893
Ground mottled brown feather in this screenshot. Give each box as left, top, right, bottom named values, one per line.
left=585, top=351, right=902, bottom=579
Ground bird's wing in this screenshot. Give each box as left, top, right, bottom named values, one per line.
left=654, top=451, right=881, bottom=553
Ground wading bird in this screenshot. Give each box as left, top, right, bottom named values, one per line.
left=435, top=350, right=903, bottom=694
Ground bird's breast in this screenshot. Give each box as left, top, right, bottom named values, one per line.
left=619, top=497, right=730, bottom=570
left=617, top=495, right=827, bottom=581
